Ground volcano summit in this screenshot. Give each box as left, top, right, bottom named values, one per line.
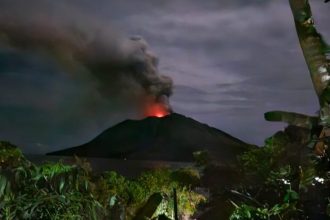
left=48, top=113, right=250, bottom=163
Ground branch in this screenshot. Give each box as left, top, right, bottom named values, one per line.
left=265, top=111, right=318, bottom=128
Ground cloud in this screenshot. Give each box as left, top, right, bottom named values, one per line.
left=0, top=0, right=328, bottom=152
left=0, top=0, right=173, bottom=114
left=0, top=0, right=174, bottom=152
left=112, top=0, right=326, bottom=143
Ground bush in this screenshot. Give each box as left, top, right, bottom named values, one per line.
left=100, top=168, right=206, bottom=219
left=0, top=142, right=205, bottom=220
left=229, top=128, right=330, bottom=219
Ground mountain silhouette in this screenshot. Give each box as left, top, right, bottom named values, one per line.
left=47, top=113, right=250, bottom=163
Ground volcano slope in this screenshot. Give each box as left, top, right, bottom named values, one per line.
left=48, top=113, right=251, bottom=163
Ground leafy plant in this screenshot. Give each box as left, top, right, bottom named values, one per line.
left=228, top=127, right=330, bottom=219
left=238, top=132, right=288, bottom=179
left=101, top=168, right=206, bottom=219
left=0, top=142, right=205, bottom=220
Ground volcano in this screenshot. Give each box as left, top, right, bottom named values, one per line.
left=47, top=113, right=251, bottom=163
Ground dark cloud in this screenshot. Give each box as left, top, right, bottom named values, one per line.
left=121, top=0, right=325, bottom=144
left=0, top=0, right=329, bottom=153
left=0, top=0, right=174, bottom=152
left=0, top=0, right=173, bottom=112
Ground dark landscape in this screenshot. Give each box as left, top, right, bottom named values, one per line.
left=1, top=0, right=330, bottom=219
left=48, top=113, right=250, bottom=163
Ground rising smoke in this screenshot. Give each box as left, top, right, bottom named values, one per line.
left=0, top=1, right=173, bottom=116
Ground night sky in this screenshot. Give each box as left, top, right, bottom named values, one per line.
left=0, top=0, right=329, bottom=154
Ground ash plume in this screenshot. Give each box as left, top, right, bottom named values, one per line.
left=0, top=3, right=173, bottom=116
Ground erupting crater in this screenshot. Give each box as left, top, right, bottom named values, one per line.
left=144, top=102, right=170, bottom=118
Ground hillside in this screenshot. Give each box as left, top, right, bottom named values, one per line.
left=48, top=113, right=250, bottom=163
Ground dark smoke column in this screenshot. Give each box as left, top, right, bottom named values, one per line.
left=0, top=16, right=173, bottom=118
left=128, top=36, right=173, bottom=117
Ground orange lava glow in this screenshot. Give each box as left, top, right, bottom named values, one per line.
left=144, top=103, right=170, bottom=118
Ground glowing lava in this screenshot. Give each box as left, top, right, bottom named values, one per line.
left=144, top=102, right=170, bottom=118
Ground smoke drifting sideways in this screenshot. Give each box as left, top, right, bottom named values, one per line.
left=0, top=6, right=173, bottom=118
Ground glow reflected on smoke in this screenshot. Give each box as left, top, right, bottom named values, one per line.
left=144, top=102, right=170, bottom=118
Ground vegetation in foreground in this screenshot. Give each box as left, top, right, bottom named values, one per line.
left=229, top=127, right=330, bottom=219
left=0, top=141, right=205, bottom=220
left=1, top=0, right=330, bottom=219
left=221, top=0, right=330, bottom=219
left=194, top=126, right=330, bottom=220
left=1, top=123, right=329, bottom=220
